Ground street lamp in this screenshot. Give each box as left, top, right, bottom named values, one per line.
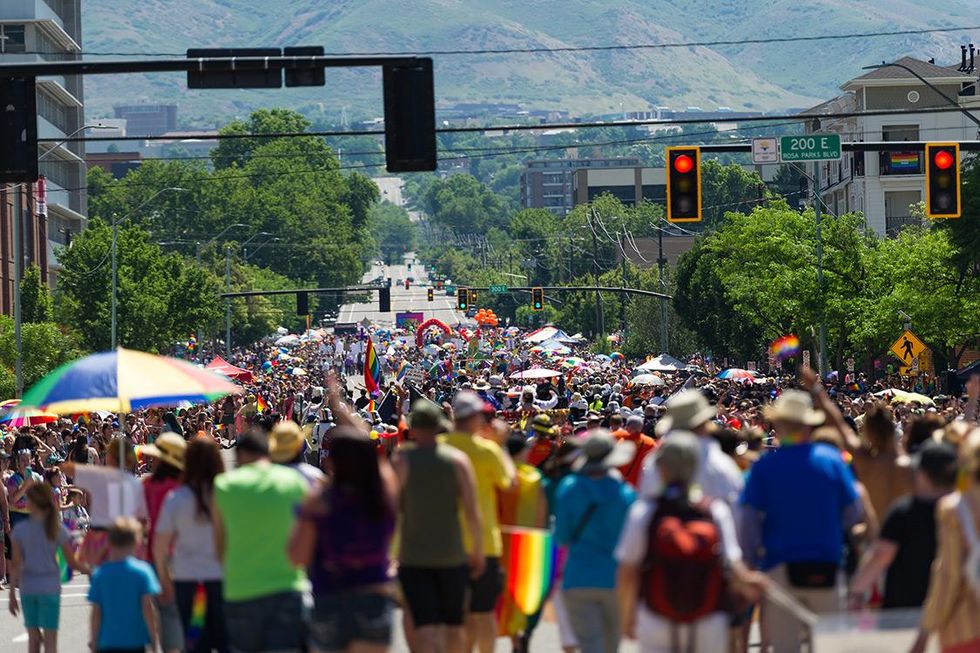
left=11, top=124, right=114, bottom=396
left=111, top=187, right=187, bottom=349
left=194, top=223, right=247, bottom=362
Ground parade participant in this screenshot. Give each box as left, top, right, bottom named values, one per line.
left=289, top=425, right=398, bottom=653
left=394, top=399, right=483, bottom=653
left=554, top=430, right=636, bottom=653
left=153, top=437, right=228, bottom=653
left=213, top=429, right=309, bottom=653
left=441, top=390, right=515, bottom=653
left=6, top=451, right=43, bottom=530
left=8, top=484, right=88, bottom=653
left=615, top=415, right=657, bottom=488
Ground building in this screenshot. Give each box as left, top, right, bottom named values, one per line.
left=521, top=157, right=640, bottom=216
left=0, top=0, right=86, bottom=306
left=802, top=55, right=980, bottom=236
left=113, top=103, right=177, bottom=137
left=572, top=165, right=666, bottom=208
left=86, top=151, right=144, bottom=179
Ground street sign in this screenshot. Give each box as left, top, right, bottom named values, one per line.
left=918, top=352, right=930, bottom=372
left=911, top=357, right=920, bottom=372
left=489, top=284, right=509, bottom=294
left=846, top=357, right=855, bottom=372
left=752, top=137, right=779, bottom=164
left=780, top=134, right=842, bottom=162
left=889, top=330, right=927, bottom=366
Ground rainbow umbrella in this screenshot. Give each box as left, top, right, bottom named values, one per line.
left=610, top=352, right=625, bottom=362
left=717, top=368, right=757, bottom=381
left=0, top=407, right=59, bottom=427
left=19, top=347, right=242, bottom=414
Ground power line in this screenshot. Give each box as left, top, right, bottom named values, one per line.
left=18, top=24, right=980, bottom=58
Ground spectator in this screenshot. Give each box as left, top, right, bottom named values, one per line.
left=212, top=429, right=310, bottom=653
left=268, top=420, right=325, bottom=487
left=615, top=415, right=658, bottom=488
left=6, top=451, right=43, bottom=530
left=554, top=429, right=636, bottom=653
left=851, top=402, right=913, bottom=521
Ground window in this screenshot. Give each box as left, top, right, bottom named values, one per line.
left=882, top=124, right=919, bottom=142
left=37, top=90, right=70, bottom=133
left=542, top=172, right=564, bottom=185
left=0, top=24, right=26, bottom=53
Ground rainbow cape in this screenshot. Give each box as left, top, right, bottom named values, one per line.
left=364, top=338, right=381, bottom=395
left=503, top=527, right=558, bottom=615
left=255, top=396, right=269, bottom=413
left=769, top=334, right=801, bottom=362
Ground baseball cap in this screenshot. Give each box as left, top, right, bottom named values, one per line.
left=452, top=391, right=486, bottom=420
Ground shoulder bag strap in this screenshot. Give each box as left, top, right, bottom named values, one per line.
left=570, top=502, right=597, bottom=544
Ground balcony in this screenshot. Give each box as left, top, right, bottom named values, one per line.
left=885, top=215, right=923, bottom=237
left=879, top=151, right=923, bottom=176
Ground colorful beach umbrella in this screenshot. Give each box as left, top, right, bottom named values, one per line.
left=19, top=347, right=242, bottom=414
left=717, top=368, right=757, bottom=381
left=0, top=407, right=59, bottom=427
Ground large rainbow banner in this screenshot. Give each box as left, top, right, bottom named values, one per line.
left=503, top=527, right=558, bottom=615
left=364, top=338, right=381, bottom=395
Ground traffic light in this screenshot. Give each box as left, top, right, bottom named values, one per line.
left=666, top=146, right=702, bottom=222
left=457, top=288, right=469, bottom=311
left=187, top=48, right=283, bottom=88
left=531, top=287, right=545, bottom=311
left=0, top=77, right=38, bottom=183
left=379, top=286, right=391, bottom=313
left=296, top=292, right=309, bottom=316
left=284, top=46, right=325, bottom=87
left=925, top=143, right=961, bottom=218
left=469, top=290, right=478, bottom=304
left=383, top=58, right=437, bottom=172
left=427, top=288, right=434, bottom=302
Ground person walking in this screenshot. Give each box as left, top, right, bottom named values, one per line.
left=153, top=437, right=228, bottom=653
left=740, top=389, right=862, bottom=652
left=212, top=428, right=310, bottom=653
left=288, top=424, right=398, bottom=653
left=394, top=399, right=484, bottom=653
left=615, top=415, right=658, bottom=488
left=616, top=433, right=766, bottom=653
left=441, top=390, right=515, bottom=653
left=554, top=429, right=637, bottom=653
left=8, top=484, right=88, bottom=653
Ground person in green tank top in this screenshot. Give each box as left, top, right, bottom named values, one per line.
left=393, top=399, right=483, bottom=653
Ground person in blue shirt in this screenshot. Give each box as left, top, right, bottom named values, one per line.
left=740, top=387, right=862, bottom=653
left=554, top=429, right=636, bottom=653
left=88, top=517, right=161, bottom=653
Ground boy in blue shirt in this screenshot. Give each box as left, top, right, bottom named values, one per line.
left=88, top=517, right=161, bottom=653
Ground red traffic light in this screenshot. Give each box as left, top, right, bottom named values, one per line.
left=933, top=149, right=954, bottom=170
left=673, top=154, right=694, bottom=174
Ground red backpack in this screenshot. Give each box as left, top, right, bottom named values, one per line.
left=640, top=497, right=728, bottom=623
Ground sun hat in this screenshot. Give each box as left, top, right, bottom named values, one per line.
left=268, top=421, right=305, bottom=463
left=762, top=390, right=825, bottom=426
left=452, top=391, right=486, bottom=420
left=654, top=431, right=700, bottom=485
left=530, top=413, right=558, bottom=438
left=572, top=428, right=636, bottom=475
left=655, top=390, right=717, bottom=437
left=140, top=432, right=187, bottom=471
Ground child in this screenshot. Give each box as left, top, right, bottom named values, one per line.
left=9, top=483, right=89, bottom=653
left=61, top=488, right=90, bottom=542
left=88, top=517, right=161, bottom=653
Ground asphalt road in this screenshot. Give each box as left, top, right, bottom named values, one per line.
left=337, top=254, right=464, bottom=328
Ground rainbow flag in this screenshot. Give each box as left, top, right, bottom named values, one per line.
left=256, top=396, right=268, bottom=413
left=396, top=360, right=410, bottom=382
left=364, top=338, right=381, bottom=395
left=367, top=399, right=376, bottom=413
left=56, top=547, right=72, bottom=584
left=184, top=582, right=207, bottom=649
left=769, top=334, right=801, bottom=362
left=503, top=527, right=557, bottom=615
left=889, top=152, right=920, bottom=171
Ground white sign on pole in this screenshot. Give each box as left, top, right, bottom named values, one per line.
left=404, top=366, right=426, bottom=386
left=752, top=137, right=780, bottom=164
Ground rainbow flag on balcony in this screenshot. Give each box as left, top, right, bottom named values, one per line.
left=889, top=152, right=919, bottom=171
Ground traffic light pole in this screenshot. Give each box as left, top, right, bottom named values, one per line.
left=813, top=165, right=827, bottom=378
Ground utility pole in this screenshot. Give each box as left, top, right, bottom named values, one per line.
left=657, top=217, right=669, bottom=354
left=619, top=228, right=628, bottom=332
left=110, top=214, right=118, bottom=349
left=225, top=245, right=232, bottom=357
left=12, top=185, right=23, bottom=396
left=588, top=209, right=604, bottom=336
left=195, top=243, right=204, bottom=362
left=813, top=164, right=827, bottom=377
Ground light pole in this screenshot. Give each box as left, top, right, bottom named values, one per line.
left=111, top=187, right=187, bottom=349
left=225, top=231, right=272, bottom=357
left=11, top=124, right=112, bottom=396
left=196, top=223, right=247, bottom=361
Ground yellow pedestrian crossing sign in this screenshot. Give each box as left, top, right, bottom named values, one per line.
left=890, top=330, right=927, bottom=365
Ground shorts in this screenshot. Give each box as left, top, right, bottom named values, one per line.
left=21, top=593, right=61, bottom=630
left=398, top=565, right=469, bottom=627
left=309, top=591, right=393, bottom=652
left=155, top=595, right=185, bottom=652
left=469, top=556, right=503, bottom=613
left=224, top=591, right=308, bottom=653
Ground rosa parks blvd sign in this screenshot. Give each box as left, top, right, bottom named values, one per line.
left=780, top=134, right=842, bottom=162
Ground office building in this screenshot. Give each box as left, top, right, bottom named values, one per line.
left=113, top=103, right=178, bottom=137
left=521, top=157, right=640, bottom=216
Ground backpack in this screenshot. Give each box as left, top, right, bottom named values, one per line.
left=955, top=494, right=980, bottom=602
left=640, top=497, right=728, bottom=623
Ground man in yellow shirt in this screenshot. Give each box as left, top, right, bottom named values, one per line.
left=442, top=391, right=516, bottom=653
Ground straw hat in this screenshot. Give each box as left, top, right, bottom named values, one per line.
left=141, top=432, right=186, bottom=471
left=655, top=390, right=716, bottom=437
left=268, top=421, right=305, bottom=463
left=763, top=390, right=825, bottom=426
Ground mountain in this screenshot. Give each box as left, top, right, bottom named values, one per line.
left=80, top=1, right=979, bottom=125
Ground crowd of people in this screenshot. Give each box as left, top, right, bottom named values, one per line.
left=1, top=321, right=979, bottom=653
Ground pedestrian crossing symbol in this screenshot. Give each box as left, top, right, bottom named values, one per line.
left=889, top=330, right=927, bottom=365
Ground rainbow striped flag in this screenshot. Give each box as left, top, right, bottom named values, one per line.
left=889, top=152, right=920, bottom=171
left=256, top=396, right=268, bottom=413
left=364, top=338, right=381, bottom=395
left=503, top=527, right=557, bottom=615
left=396, top=360, right=410, bottom=382
left=56, top=547, right=72, bottom=583
left=184, top=582, right=207, bottom=649
left=769, top=334, right=801, bottom=362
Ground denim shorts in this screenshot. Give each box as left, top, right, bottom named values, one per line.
left=309, top=591, right=393, bottom=652
left=224, top=591, right=309, bottom=653
left=21, top=593, right=60, bottom=630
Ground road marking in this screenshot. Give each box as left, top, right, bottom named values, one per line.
left=12, top=633, right=28, bottom=643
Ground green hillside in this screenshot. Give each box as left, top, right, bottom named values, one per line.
left=81, top=0, right=979, bottom=124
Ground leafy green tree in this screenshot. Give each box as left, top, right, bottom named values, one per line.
left=20, top=265, right=53, bottom=323
left=422, top=175, right=510, bottom=234
left=369, top=202, right=418, bottom=263
left=700, top=160, right=767, bottom=228
left=211, top=108, right=312, bottom=169
left=0, top=318, right=84, bottom=397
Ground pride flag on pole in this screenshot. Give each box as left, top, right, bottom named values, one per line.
left=769, top=334, right=801, bottom=362
left=255, top=396, right=269, bottom=413
left=365, top=338, right=381, bottom=396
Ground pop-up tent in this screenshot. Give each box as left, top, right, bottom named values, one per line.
left=206, top=356, right=254, bottom=383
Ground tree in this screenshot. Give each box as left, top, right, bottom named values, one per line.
left=700, top=160, right=767, bottom=228
left=20, top=264, right=52, bottom=323
left=210, top=108, right=312, bottom=169
left=0, top=318, right=83, bottom=398
left=421, top=175, right=510, bottom=234
left=369, top=202, right=418, bottom=263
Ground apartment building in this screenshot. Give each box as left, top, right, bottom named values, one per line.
left=521, top=157, right=640, bottom=216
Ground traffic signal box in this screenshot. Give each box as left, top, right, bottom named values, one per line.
left=427, top=288, right=434, bottom=302
left=457, top=288, right=469, bottom=311
left=531, top=287, right=545, bottom=311
left=379, top=286, right=391, bottom=313
left=925, top=143, right=961, bottom=219
left=296, top=291, right=309, bottom=316
left=666, top=146, right=702, bottom=222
